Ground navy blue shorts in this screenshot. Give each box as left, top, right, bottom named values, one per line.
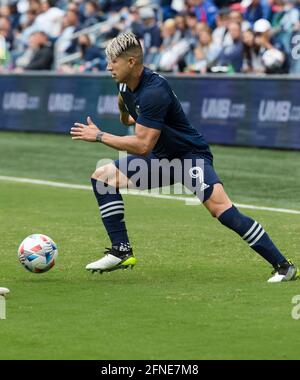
left=114, top=152, right=222, bottom=202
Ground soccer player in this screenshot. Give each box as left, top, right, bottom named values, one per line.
left=70, top=32, right=299, bottom=283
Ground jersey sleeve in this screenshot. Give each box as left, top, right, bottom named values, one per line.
left=136, top=88, right=171, bottom=130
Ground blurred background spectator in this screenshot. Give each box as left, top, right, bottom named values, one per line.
left=58, top=32, right=106, bottom=71
left=15, top=30, right=53, bottom=70
left=0, top=0, right=298, bottom=74
left=186, top=25, right=221, bottom=72
left=253, top=18, right=287, bottom=73
left=214, top=21, right=243, bottom=71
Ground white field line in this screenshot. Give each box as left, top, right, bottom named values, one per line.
left=0, top=175, right=300, bottom=215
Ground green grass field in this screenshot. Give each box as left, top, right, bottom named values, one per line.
left=0, top=131, right=300, bottom=360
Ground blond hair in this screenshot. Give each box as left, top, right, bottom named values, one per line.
left=105, top=32, right=143, bottom=63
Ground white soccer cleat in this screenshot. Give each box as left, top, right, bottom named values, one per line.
left=267, top=261, right=299, bottom=283
left=86, top=254, right=122, bottom=271
left=268, top=273, right=287, bottom=283
left=86, top=248, right=137, bottom=274
left=0, top=287, right=10, bottom=296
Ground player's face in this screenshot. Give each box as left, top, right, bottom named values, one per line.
left=107, top=56, right=132, bottom=83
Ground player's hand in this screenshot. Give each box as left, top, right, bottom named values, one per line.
left=70, top=116, right=100, bottom=142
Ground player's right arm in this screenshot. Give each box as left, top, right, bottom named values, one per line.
left=118, top=94, right=135, bottom=126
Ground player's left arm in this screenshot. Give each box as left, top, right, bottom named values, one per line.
left=118, top=94, right=135, bottom=126
left=70, top=117, right=160, bottom=156
left=71, top=87, right=169, bottom=155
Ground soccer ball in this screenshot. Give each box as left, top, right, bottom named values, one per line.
left=18, top=234, right=58, bottom=273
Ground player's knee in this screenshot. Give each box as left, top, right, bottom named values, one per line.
left=204, top=184, right=232, bottom=218
left=91, top=164, right=115, bottom=182
left=206, top=201, right=232, bottom=219
left=208, top=206, right=219, bottom=218
left=91, top=167, right=105, bottom=181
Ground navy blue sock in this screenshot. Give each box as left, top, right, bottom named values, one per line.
left=218, top=205, right=287, bottom=267
left=91, top=178, right=130, bottom=249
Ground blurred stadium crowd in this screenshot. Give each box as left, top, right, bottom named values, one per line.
left=0, top=0, right=300, bottom=74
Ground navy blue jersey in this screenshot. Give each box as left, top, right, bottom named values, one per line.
left=119, top=67, right=213, bottom=161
